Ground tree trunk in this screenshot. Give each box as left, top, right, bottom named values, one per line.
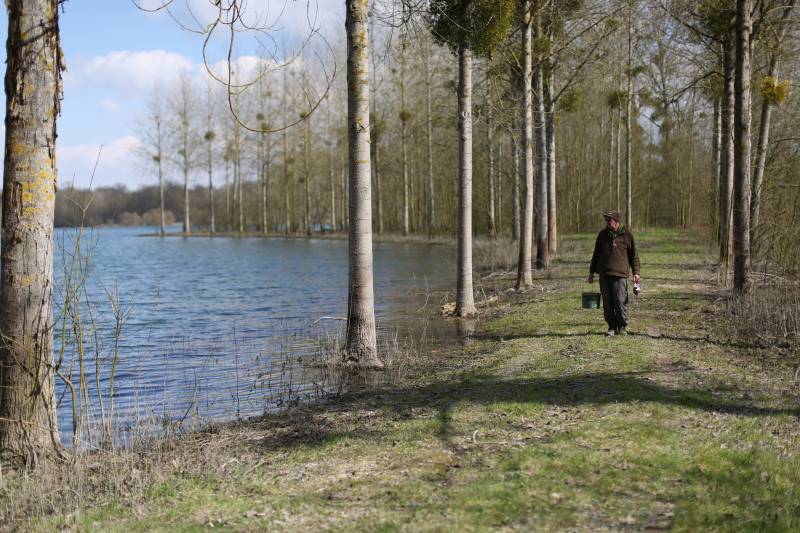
left=183, top=164, right=191, bottom=234
left=158, top=153, right=166, bottom=236
left=225, top=147, right=231, bottom=231
left=344, top=0, right=381, bottom=367
left=534, top=14, right=549, bottom=270
left=208, top=140, right=215, bottom=235
left=154, top=107, right=166, bottom=236
left=487, top=98, right=496, bottom=239
left=283, top=72, right=291, bottom=236
left=426, top=48, right=435, bottom=238
left=304, top=114, right=312, bottom=236
left=616, top=108, right=621, bottom=208
left=545, top=68, right=557, bottom=256
left=236, top=133, right=244, bottom=234
left=624, top=0, right=633, bottom=229
left=266, top=138, right=272, bottom=234
left=712, top=94, right=721, bottom=236
left=733, top=0, right=752, bottom=292
left=372, top=130, right=384, bottom=234
left=516, top=0, right=534, bottom=289
left=720, top=35, right=735, bottom=274
left=456, top=43, right=476, bottom=317
left=400, top=42, right=410, bottom=237
left=328, top=101, right=336, bottom=232
left=511, top=118, right=520, bottom=242
left=497, top=136, right=503, bottom=230
left=0, top=0, right=62, bottom=458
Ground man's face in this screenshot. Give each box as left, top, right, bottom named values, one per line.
left=605, top=217, right=620, bottom=231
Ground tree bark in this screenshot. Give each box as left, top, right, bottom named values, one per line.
left=304, top=113, right=312, bottom=236
left=516, top=0, right=534, bottom=289
left=719, top=35, right=735, bottom=274
left=456, top=44, right=476, bottom=317
left=510, top=118, right=520, bottom=242
left=487, top=96, right=496, bottom=239
left=0, top=0, right=62, bottom=458
left=733, top=0, right=752, bottom=292
left=283, top=71, right=291, bottom=236
left=208, top=138, right=215, bottom=235
left=426, top=46, right=435, bottom=238
left=236, top=126, right=244, bottom=234
left=624, top=0, right=633, bottom=229
left=344, top=0, right=381, bottom=367
left=263, top=134, right=271, bottom=235
left=616, top=108, right=621, bottom=209
left=400, top=41, right=410, bottom=237
left=328, top=100, right=336, bottom=232
left=712, top=94, right=721, bottom=236
left=534, top=15, right=549, bottom=270
left=545, top=68, right=557, bottom=256
left=372, top=128, right=383, bottom=234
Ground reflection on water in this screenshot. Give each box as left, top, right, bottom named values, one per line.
left=53, top=226, right=454, bottom=444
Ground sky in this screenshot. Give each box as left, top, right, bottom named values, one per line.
left=0, top=1, right=344, bottom=189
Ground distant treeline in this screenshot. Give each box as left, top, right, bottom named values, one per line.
left=55, top=184, right=178, bottom=228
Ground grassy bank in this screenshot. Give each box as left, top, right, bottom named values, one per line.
left=4, top=229, right=800, bottom=531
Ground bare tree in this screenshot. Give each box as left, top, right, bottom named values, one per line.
left=204, top=82, right=218, bottom=235
left=170, top=72, right=199, bottom=235
left=139, top=89, right=169, bottom=235
left=751, top=0, right=795, bottom=251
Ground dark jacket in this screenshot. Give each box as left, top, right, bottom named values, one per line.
left=590, top=227, right=640, bottom=278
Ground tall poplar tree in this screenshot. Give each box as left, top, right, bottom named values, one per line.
left=344, top=0, right=382, bottom=367
left=430, top=0, right=514, bottom=316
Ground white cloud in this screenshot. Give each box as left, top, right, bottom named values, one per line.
left=58, top=136, right=143, bottom=189
left=66, top=50, right=196, bottom=94
left=99, top=98, right=121, bottom=112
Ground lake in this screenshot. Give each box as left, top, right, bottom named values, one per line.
left=52, top=226, right=455, bottom=444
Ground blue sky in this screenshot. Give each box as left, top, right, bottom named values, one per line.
left=0, top=1, right=343, bottom=189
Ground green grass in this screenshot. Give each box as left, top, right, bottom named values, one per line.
left=8, top=229, right=800, bottom=532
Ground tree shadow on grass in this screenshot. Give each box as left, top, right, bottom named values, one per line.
left=471, top=331, right=758, bottom=350
left=419, top=370, right=800, bottom=448
left=246, top=368, right=800, bottom=454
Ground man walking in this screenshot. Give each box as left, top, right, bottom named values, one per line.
left=587, top=211, right=641, bottom=336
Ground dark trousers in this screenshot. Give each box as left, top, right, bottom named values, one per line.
left=599, top=274, right=628, bottom=330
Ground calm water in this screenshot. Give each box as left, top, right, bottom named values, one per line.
left=53, top=226, right=454, bottom=442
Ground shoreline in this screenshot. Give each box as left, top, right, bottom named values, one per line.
left=6, top=229, right=800, bottom=531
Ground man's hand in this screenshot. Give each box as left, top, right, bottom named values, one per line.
left=634, top=274, right=641, bottom=284
left=587, top=274, right=594, bottom=283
